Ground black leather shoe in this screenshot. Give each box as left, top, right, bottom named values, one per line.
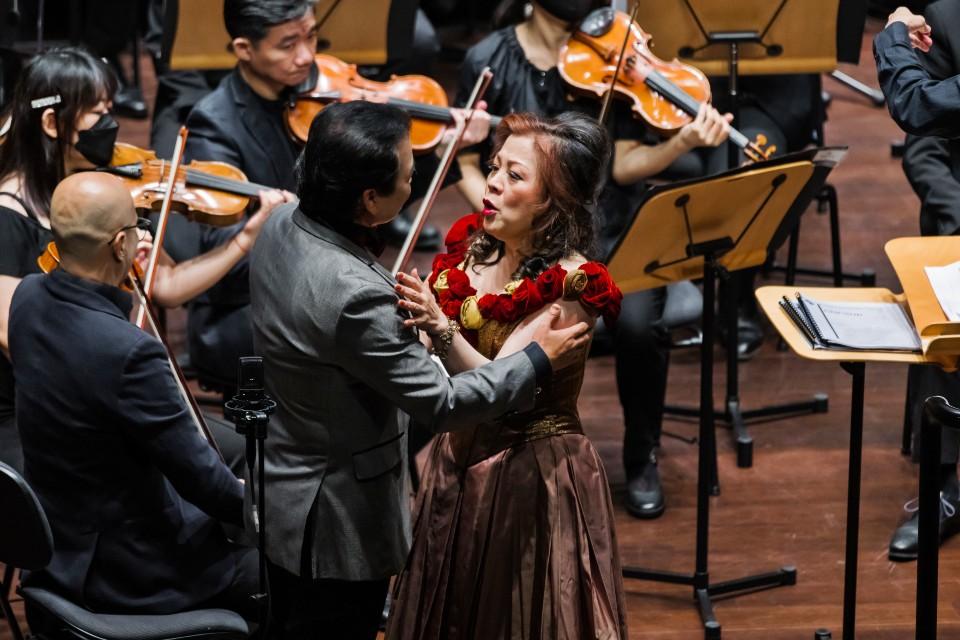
left=626, top=454, right=664, bottom=519
left=719, top=315, right=764, bottom=361
left=381, top=213, right=442, bottom=251
left=113, top=85, right=148, bottom=120
left=888, top=493, right=960, bottom=561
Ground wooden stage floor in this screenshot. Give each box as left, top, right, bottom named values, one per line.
left=3, top=17, right=958, bottom=640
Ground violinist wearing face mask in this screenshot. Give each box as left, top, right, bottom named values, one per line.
left=0, top=47, right=288, bottom=476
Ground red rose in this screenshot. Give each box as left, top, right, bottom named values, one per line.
left=511, top=278, right=544, bottom=315
left=441, top=296, right=464, bottom=318
left=578, top=262, right=623, bottom=323
left=445, top=267, right=476, bottom=299
left=429, top=252, right=462, bottom=287
left=496, top=295, right=518, bottom=322
left=478, top=293, right=518, bottom=323
left=536, top=264, right=566, bottom=301
left=444, top=213, right=483, bottom=251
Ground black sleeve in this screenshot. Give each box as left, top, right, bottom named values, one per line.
left=119, top=335, right=243, bottom=524
left=875, top=21, right=960, bottom=137
left=902, top=134, right=960, bottom=236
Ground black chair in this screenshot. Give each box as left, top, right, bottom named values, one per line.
left=916, top=396, right=960, bottom=640
left=0, top=462, right=250, bottom=640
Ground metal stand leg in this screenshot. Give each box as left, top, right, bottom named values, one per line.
left=828, top=70, right=885, bottom=107
left=838, top=362, right=866, bottom=640
left=768, top=185, right=876, bottom=287
left=0, top=566, right=23, bottom=640
left=664, top=277, right=829, bottom=470
left=917, top=400, right=942, bottom=640
left=624, top=258, right=796, bottom=639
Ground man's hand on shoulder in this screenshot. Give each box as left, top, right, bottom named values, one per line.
left=532, top=304, right=592, bottom=372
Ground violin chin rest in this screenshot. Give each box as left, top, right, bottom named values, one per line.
left=578, top=7, right=615, bottom=38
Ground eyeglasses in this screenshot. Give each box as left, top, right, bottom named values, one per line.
left=110, top=216, right=151, bottom=243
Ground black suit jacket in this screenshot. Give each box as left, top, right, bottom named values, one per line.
left=901, top=0, right=960, bottom=236
left=180, top=68, right=301, bottom=383
left=9, top=270, right=243, bottom=614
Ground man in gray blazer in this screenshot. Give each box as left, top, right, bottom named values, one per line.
left=249, top=101, right=590, bottom=639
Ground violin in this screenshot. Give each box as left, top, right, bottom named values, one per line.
left=559, top=8, right=775, bottom=162
left=102, top=143, right=274, bottom=226
left=36, top=240, right=225, bottom=462
left=285, top=54, right=501, bottom=153
left=37, top=241, right=145, bottom=293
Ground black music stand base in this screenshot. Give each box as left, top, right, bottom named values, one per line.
left=624, top=246, right=796, bottom=640
left=665, top=272, right=829, bottom=472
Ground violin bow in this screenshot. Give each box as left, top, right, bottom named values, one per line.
left=135, top=126, right=188, bottom=329
left=129, top=268, right=225, bottom=462
left=391, top=67, right=494, bottom=276
left=599, top=0, right=642, bottom=126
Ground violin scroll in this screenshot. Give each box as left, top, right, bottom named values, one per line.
left=744, top=134, right=777, bottom=164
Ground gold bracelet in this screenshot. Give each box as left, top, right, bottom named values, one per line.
left=432, top=320, right=460, bottom=361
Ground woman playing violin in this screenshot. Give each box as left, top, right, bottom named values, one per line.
left=0, top=47, right=288, bottom=474
left=451, top=0, right=731, bottom=521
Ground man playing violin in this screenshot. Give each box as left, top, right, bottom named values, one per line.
left=453, top=0, right=732, bottom=520
left=171, top=0, right=314, bottom=398
left=7, top=172, right=259, bottom=621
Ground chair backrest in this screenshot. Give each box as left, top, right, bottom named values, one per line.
left=925, top=396, right=960, bottom=431
left=0, top=462, right=53, bottom=571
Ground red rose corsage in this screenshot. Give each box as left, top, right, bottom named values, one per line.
left=428, top=215, right=623, bottom=328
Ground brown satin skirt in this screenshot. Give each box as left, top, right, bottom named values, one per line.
left=385, top=431, right=627, bottom=640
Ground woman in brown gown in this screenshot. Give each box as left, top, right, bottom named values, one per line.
left=387, top=111, right=627, bottom=639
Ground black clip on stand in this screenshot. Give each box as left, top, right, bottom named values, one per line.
left=667, top=8, right=828, bottom=472
left=224, top=356, right=276, bottom=631
left=624, top=233, right=796, bottom=640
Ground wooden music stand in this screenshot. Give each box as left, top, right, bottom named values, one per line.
left=609, top=148, right=844, bottom=639
left=168, top=0, right=396, bottom=70
left=610, top=147, right=846, bottom=474
left=757, top=278, right=960, bottom=640
left=630, top=0, right=838, bottom=77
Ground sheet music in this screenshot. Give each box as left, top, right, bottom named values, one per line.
left=798, top=295, right=921, bottom=352
left=924, top=261, right=960, bottom=322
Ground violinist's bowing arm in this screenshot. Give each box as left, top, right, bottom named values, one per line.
left=146, top=190, right=291, bottom=308
left=0, top=275, right=20, bottom=358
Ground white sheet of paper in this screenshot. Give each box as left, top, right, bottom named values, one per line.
left=925, top=261, right=960, bottom=322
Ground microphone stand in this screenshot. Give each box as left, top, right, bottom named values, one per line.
left=224, top=357, right=276, bottom=632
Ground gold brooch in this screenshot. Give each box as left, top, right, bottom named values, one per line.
left=563, top=269, right=588, bottom=300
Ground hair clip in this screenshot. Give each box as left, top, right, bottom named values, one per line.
left=30, top=95, right=62, bottom=110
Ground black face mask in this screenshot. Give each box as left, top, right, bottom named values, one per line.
left=537, top=0, right=599, bottom=24
left=74, top=113, right=119, bottom=167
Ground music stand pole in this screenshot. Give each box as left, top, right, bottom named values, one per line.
left=609, top=149, right=845, bottom=639
left=661, top=19, right=830, bottom=469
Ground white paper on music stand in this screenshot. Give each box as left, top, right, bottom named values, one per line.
left=925, top=261, right=960, bottom=322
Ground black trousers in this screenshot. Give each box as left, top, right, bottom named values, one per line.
left=614, top=287, right=672, bottom=478
left=266, top=561, right=388, bottom=640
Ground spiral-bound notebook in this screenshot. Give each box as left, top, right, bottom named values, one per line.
left=779, top=293, right=922, bottom=352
